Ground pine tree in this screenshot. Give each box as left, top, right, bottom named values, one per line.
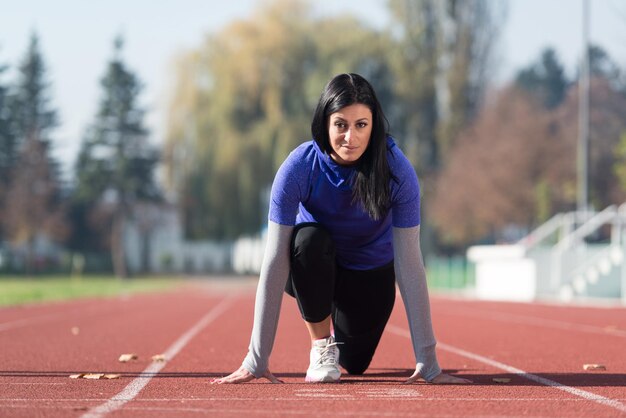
left=3, top=33, right=68, bottom=272
left=74, top=36, right=160, bottom=278
left=515, top=47, right=569, bottom=109
left=10, top=33, right=58, bottom=147
left=586, top=44, right=622, bottom=88
left=0, top=54, right=15, bottom=242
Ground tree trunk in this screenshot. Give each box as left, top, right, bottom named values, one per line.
left=111, top=209, right=129, bottom=279
left=141, top=230, right=152, bottom=274
left=25, top=237, right=35, bottom=276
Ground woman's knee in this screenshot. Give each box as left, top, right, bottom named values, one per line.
left=292, top=224, right=335, bottom=263
left=340, top=356, right=371, bottom=375
left=335, top=324, right=386, bottom=376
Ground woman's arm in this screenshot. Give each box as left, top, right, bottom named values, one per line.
left=212, top=221, right=293, bottom=383
left=393, top=225, right=471, bottom=384
left=392, top=225, right=441, bottom=382
left=242, top=221, right=293, bottom=376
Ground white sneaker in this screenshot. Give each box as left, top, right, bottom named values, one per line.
left=305, top=336, right=341, bottom=383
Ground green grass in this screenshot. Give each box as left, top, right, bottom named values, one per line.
left=425, top=256, right=475, bottom=290
left=0, top=275, right=180, bottom=307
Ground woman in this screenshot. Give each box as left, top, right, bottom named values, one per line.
left=212, top=73, right=470, bottom=385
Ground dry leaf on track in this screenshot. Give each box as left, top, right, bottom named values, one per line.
left=151, top=354, right=166, bottom=362
left=69, top=373, right=120, bottom=380
left=118, top=353, right=138, bottom=362
left=492, top=378, right=511, bottom=383
left=72, top=407, right=89, bottom=412
left=583, top=364, right=606, bottom=371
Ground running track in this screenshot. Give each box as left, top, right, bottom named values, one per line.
left=1, top=277, right=625, bottom=417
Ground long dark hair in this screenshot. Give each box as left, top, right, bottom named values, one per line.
left=311, top=73, right=392, bottom=220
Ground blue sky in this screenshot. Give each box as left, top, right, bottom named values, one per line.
left=1, top=0, right=625, bottom=176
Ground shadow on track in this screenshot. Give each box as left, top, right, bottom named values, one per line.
left=3, top=370, right=625, bottom=386
left=452, top=372, right=626, bottom=387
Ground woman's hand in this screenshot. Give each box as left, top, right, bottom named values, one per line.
left=210, top=365, right=283, bottom=384
left=403, top=368, right=472, bottom=385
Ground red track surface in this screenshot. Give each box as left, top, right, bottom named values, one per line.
left=1, top=277, right=625, bottom=417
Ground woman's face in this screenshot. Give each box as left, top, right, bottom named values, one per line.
left=327, top=103, right=373, bottom=166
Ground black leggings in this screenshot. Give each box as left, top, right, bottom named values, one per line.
left=285, top=223, right=396, bottom=375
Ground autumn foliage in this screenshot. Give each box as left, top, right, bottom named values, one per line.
left=431, top=78, right=626, bottom=246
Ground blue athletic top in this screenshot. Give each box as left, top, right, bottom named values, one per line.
left=269, top=137, right=421, bottom=270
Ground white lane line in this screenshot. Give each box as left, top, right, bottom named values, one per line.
left=439, top=307, right=626, bottom=338
left=387, top=324, right=626, bottom=414
left=80, top=296, right=235, bottom=418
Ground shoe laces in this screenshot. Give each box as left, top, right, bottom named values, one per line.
left=314, top=340, right=342, bottom=367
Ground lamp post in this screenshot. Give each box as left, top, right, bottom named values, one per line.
left=577, top=0, right=590, bottom=216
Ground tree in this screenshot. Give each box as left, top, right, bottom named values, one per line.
left=388, top=0, right=502, bottom=174
left=587, top=44, right=622, bottom=84
left=430, top=87, right=575, bottom=246
left=515, top=47, right=569, bottom=109
left=568, top=77, right=626, bottom=208
left=4, top=140, right=68, bottom=270
left=164, top=0, right=502, bottom=246
left=164, top=0, right=396, bottom=240
left=74, top=36, right=160, bottom=278
left=2, top=33, right=68, bottom=271
left=9, top=34, right=58, bottom=149
left=0, top=53, right=15, bottom=242
left=432, top=64, right=626, bottom=247
left=387, top=0, right=502, bottom=255
left=613, top=132, right=626, bottom=194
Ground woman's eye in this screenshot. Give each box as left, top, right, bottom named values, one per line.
left=335, top=122, right=346, bottom=129
left=357, top=122, right=367, bottom=128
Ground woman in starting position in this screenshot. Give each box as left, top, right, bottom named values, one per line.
left=212, top=73, right=471, bottom=385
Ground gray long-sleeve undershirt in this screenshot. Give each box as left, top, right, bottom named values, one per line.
left=241, top=221, right=441, bottom=382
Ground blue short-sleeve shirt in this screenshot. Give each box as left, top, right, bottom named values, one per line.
left=269, top=137, right=420, bottom=270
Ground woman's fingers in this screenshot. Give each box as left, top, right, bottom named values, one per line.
left=210, top=366, right=283, bottom=384
left=210, top=367, right=255, bottom=384
left=430, top=373, right=473, bottom=384
left=402, top=369, right=422, bottom=385
left=263, top=370, right=284, bottom=384
left=403, top=370, right=473, bottom=385
left=210, top=373, right=253, bottom=384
